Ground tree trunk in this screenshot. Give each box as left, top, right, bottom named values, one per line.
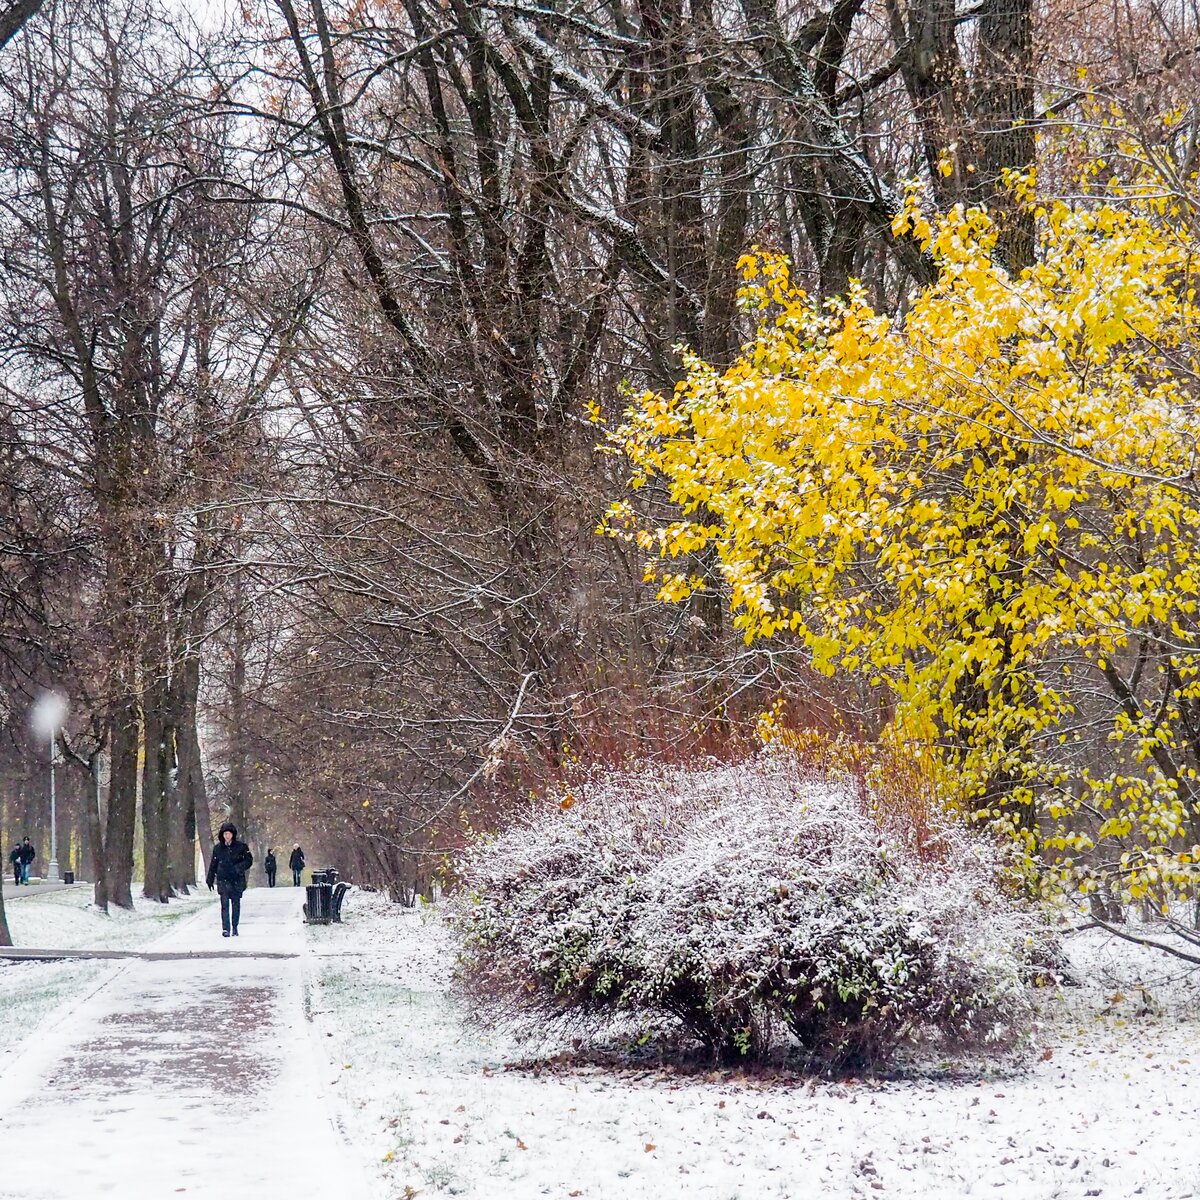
left=192, top=727, right=214, bottom=860
left=140, top=698, right=170, bottom=901
left=87, top=751, right=108, bottom=911
left=166, top=720, right=194, bottom=893
left=169, top=652, right=204, bottom=891
left=972, top=0, right=1035, bottom=270
left=228, top=592, right=250, bottom=835
left=0, top=877, right=11, bottom=948
left=105, top=698, right=139, bottom=909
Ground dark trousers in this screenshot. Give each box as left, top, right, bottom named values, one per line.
left=11, top=864, right=18, bottom=886
left=266, top=869, right=276, bottom=888
left=218, top=886, right=243, bottom=933
left=292, top=868, right=302, bottom=886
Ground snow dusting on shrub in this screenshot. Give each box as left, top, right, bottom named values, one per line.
left=449, top=751, right=1049, bottom=1071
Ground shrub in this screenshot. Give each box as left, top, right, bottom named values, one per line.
left=449, top=750, right=1048, bottom=1071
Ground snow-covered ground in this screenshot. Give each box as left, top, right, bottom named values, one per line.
left=309, top=891, right=1200, bottom=1200
left=0, top=886, right=216, bottom=1061
left=4, top=883, right=213, bottom=950
left=0, top=888, right=370, bottom=1200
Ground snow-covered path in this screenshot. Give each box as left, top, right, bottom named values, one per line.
left=0, top=888, right=371, bottom=1200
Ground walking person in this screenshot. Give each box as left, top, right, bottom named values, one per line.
left=288, top=844, right=305, bottom=887
left=264, top=848, right=277, bottom=888
left=9, top=845, right=21, bottom=886
left=18, top=838, right=35, bottom=884
left=206, top=822, right=253, bottom=937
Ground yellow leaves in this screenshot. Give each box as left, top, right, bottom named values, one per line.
left=655, top=573, right=703, bottom=604
left=607, top=210, right=1200, bottom=892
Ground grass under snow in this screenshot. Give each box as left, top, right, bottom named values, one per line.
left=307, top=891, right=1200, bottom=1200
left=0, top=885, right=215, bottom=1061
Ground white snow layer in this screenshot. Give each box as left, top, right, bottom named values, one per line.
left=1, top=883, right=1197, bottom=1199
left=0, top=888, right=373, bottom=1199
left=310, top=890, right=1200, bottom=1200
left=0, top=886, right=214, bottom=1060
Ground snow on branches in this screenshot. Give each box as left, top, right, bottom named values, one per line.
left=450, top=751, right=1049, bottom=1070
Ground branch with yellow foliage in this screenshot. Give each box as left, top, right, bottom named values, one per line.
left=606, top=184, right=1200, bottom=906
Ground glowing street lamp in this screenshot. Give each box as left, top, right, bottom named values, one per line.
left=32, top=693, right=68, bottom=884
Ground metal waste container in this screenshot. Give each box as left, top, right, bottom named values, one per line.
left=63, top=871, right=75, bottom=885
left=304, top=881, right=333, bottom=924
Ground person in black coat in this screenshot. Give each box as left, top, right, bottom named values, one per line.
left=264, top=848, right=277, bottom=888
left=18, top=838, right=35, bottom=884
left=9, top=845, right=21, bottom=886
left=288, top=844, right=305, bottom=886
left=206, top=821, right=254, bottom=937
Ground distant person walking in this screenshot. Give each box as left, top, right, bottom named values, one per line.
left=206, top=822, right=254, bottom=937
left=18, top=838, right=35, bottom=884
left=264, top=848, right=277, bottom=888
left=289, top=844, right=305, bottom=886
left=9, top=845, right=21, bottom=886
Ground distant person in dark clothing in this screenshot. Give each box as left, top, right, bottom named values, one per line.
left=264, top=848, right=277, bottom=888
left=206, top=821, right=254, bottom=937
left=18, top=838, right=35, bottom=884
left=289, top=844, right=305, bottom=886
left=9, top=845, right=21, bottom=886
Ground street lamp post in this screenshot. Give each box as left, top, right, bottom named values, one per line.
left=48, top=730, right=59, bottom=883
left=32, top=694, right=68, bottom=885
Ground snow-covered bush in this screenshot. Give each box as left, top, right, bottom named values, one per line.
left=450, top=751, right=1047, bottom=1070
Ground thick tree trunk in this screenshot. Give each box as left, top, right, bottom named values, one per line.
left=972, top=0, right=1035, bottom=270
left=0, top=878, right=11, bottom=947
left=140, top=698, right=171, bottom=901
left=192, top=733, right=213, bottom=856
left=0, top=0, right=44, bottom=49
left=73, top=768, right=90, bottom=884
left=166, top=720, right=194, bottom=893
left=168, top=654, right=204, bottom=891
left=105, top=697, right=139, bottom=909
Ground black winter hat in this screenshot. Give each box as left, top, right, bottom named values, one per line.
left=218, top=821, right=238, bottom=839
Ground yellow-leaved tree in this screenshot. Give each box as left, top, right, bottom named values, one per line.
left=605, top=188, right=1200, bottom=903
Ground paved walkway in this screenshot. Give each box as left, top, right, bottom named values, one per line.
left=2, top=881, right=88, bottom=901
left=0, top=889, right=371, bottom=1199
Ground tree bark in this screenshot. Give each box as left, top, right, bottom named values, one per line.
left=972, top=0, right=1036, bottom=269
left=0, top=881, right=10, bottom=947
left=105, top=698, right=139, bottom=909
left=228, top=586, right=250, bottom=836
left=140, top=695, right=170, bottom=901
left=0, top=0, right=43, bottom=50
left=87, top=751, right=108, bottom=911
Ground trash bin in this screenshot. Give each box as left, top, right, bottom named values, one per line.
left=62, top=871, right=75, bottom=884
left=304, top=882, right=333, bottom=924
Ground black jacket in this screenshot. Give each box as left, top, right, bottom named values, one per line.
left=207, top=822, right=254, bottom=893
left=18, top=843, right=35, bottom=865
left=264, top=853, right=277, bottom=874
left=288, top=848, right=305, bottom=871
left=9, top=847, right=20, bottom=865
